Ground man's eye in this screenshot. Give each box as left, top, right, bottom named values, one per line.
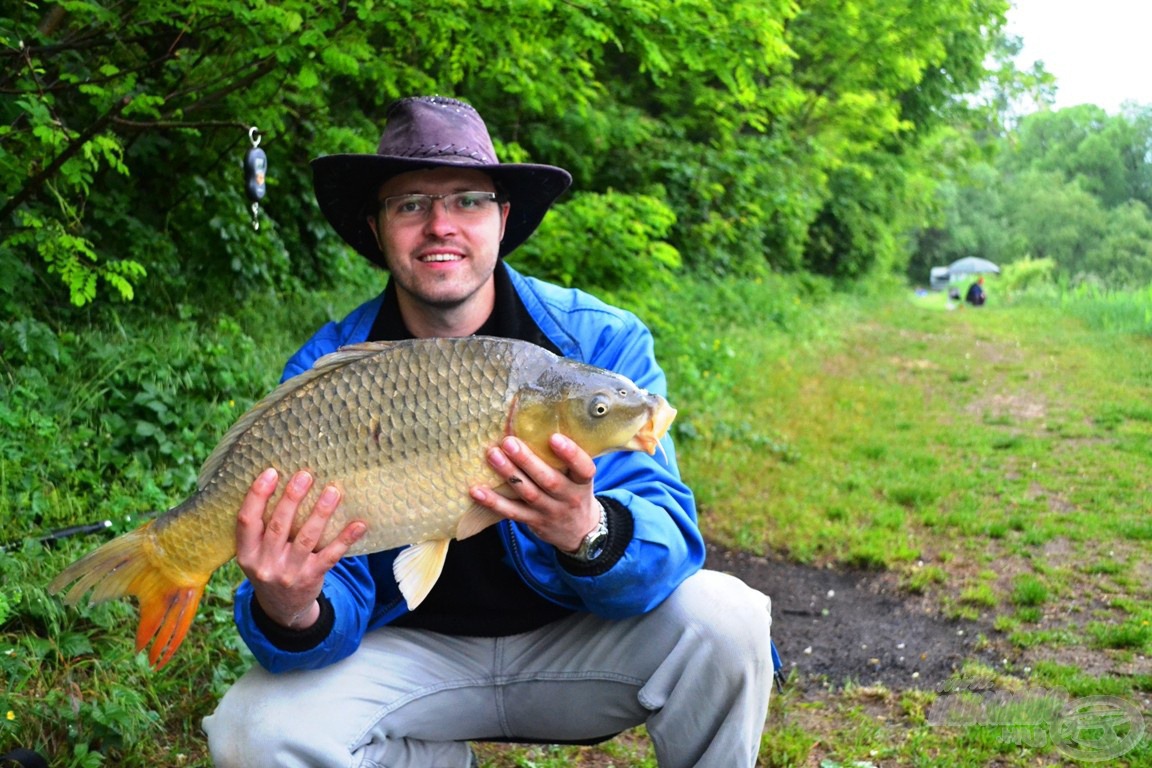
left=456, top=194, right=485, bottom=209
left=397, top=197, right=428, bottom=213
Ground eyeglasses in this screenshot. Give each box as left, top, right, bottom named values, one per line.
left=379, top=191, right=504, bottom=223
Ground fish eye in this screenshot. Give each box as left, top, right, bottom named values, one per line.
left=589, top=395, right=610, bottom=418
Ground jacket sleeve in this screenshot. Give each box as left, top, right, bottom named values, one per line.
left=231, top=294, right=384, bottom=672
left=506, top=293, right=705, bottom=617
left=233, top=555, right=377, bottom=672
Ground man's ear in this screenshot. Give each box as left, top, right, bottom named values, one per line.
left=498, top=202, right=510, bottom=242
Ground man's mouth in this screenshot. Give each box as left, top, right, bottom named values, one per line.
left=418, top=252, right=464, bottom=263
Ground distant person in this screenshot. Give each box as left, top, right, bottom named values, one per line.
left=965, top=277, right=986, bottom=306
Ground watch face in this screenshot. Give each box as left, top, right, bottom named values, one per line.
left=574, top=502, right=610, bottom=561
left=586, top=534, right=607, bottom=560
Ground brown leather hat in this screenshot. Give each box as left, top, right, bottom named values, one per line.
left=311, top=96, right=572, bottom=267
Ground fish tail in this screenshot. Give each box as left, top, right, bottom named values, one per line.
left=48, top=521, right=209, bottom=669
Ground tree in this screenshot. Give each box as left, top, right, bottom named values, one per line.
left=1003, top=106, right=1152, bottom=210
left=2, top=0, right=1015, bottom=313
left=1094, top=200, right=1152, bottom=286
left=782, top=0, right=1011, bottom=279
left=1001, top=170, right=1108, bottom=276
left=1, top=0, right=801, bottom=311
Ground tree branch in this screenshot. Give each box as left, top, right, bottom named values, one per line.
left=0, top=95, right=132, bottom=222
left=110, top=117, right=250, bottom=131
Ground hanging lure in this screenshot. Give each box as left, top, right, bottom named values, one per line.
left=245, top=126, right=267, bottom=230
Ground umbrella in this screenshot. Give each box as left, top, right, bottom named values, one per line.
left=947, top=257, right=1000, bottom=275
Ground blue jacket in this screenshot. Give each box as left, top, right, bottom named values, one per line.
left=234, top=265, right=704, bottom=672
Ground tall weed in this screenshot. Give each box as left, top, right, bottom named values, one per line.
left=1013, top=280, right=1152, bottom=335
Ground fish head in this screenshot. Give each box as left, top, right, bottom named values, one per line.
left=510, top=362, right=677, bottom=465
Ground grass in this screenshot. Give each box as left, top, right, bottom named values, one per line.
left=3, top=278, right=1152, bottom=766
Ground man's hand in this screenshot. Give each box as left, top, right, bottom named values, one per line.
left=236, top=468, right=366, bottom=629
left=469, top=434, right=600, bottom=553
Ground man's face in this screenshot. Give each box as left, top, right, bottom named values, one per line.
left=367, top=167, right=509, bottom=317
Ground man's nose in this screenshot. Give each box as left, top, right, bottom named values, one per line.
left=422, top=200, right=459, bottom=234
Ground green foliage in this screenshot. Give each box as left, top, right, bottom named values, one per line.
left=915, top=104, right=1152, bottom=289
left=1003, top=105, right=1152, bottom=211
left=1, top=0, right=1015, bottom=315
left=998, top=256, right=1056, bottom=293
left=1011, top=575, right=1048, bottom=607
left=1040, top=280, right=1152, bottom=335
left=1089, top=619, right=1152, bottom=651
left=513, top=189, right=682, bottom=309
left=783, top=0, right=1012, bottom=280
left=0, top=310, right=278, bottom=540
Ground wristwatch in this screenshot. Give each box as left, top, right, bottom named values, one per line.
left=566, top=501, right=609, bottom=562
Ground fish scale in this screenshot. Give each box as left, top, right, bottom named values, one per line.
left=49, top=336, right=677, bottom=668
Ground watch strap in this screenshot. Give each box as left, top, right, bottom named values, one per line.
left=568, top=500, right=609, bottom=562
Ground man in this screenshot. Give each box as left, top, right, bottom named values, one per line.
left=203, top=96, right=774, bottom=768
left=965, top=276, right=986, bottom=306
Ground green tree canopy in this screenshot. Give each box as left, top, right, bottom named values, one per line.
left=913, top=103, right=1152, bottom=288
left=2, top=0, right=1013, bottom=315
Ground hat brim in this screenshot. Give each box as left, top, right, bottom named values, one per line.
left=311, top=154, right=572, bottom=268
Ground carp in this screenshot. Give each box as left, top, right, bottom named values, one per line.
left=49, top=336, right=677, bottom=668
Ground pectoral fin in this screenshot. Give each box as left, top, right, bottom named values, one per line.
left=392, top=539, right=451, bottom=610
left=456, top=504, right=503, bottom=540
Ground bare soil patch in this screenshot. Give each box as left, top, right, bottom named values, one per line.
left=708, top=543, right=1010, bottom=691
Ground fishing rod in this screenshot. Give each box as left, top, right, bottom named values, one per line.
left=0, top=519, right=116, bottom=554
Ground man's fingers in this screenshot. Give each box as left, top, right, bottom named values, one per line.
left=495, top=437, right=567, bottom=497
left=265, top=470, right=313, bottom=543
left=290, top=484, right=341, bottom=553
left=485, top=439, right=541, bottom=502
left=549, top=433, right=596, bottom=485
left=236, top=468, right=279, bottom=551
left=316, top=520, right=368, bottom=569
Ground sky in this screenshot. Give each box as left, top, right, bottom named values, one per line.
left=1007, top=0, right=1152, bottom=113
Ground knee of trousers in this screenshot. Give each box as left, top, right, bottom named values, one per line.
left=661, top=570, right=773, bottom=668
left=204, top=671, right=347, bottom=763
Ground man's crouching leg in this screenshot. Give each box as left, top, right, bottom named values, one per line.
left=641, top=569, right=773, bottom=768
left=202, top=644, right=477, bottom=768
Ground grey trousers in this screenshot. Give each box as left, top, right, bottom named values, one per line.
left=203, top=570, right=773, bottom=768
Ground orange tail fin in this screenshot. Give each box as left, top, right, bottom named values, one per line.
left=48, top=521, right=208, bottom=669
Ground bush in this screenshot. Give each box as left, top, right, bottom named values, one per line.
left=999, top=257, right=1056, bottom=294
left=513, top=189, right=682, bottom=317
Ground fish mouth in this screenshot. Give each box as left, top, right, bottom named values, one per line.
left=627, top=395, right=677, bottom=455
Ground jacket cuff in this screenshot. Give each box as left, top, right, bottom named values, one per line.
left=250, top=592, right=335, bottom=653
left=557, top=496, right=633, bottom=577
